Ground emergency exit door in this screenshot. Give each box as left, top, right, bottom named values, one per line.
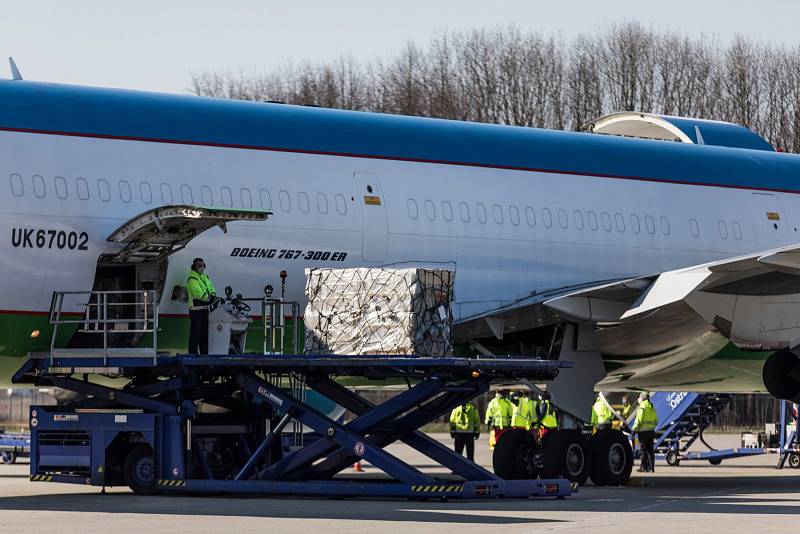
left=752, top=193, right=789, bottom=246
left=354, top=172, right=387, bottom=262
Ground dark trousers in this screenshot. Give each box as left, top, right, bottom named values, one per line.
left=454, top=433, right=475, bottom=461
left=188, top=309, right=209, bottom=354
left=638, top=430, right=655, bottom=471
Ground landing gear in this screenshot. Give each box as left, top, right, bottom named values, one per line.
left=123, top=445, right=158, bottom=495
left=589, top=429, right=633, bottom=486
left=542, top=429, right=592, bottom=485
left=492, top=429, right=538, bottom=480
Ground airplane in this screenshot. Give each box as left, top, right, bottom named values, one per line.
left=1, top=64, right=800, bottom=435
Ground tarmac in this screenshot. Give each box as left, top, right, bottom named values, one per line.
left=0, top=433, right=797, bottom=533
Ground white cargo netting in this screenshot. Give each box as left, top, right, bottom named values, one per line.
left=304, top=268, right=455, bottom=356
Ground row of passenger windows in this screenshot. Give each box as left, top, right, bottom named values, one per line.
left=407, top=199, right=744, bottom=240
left=8, top=174, right=349, bottom=216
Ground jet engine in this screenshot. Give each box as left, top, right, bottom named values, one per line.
left=762, top=349, right=800, bottom=403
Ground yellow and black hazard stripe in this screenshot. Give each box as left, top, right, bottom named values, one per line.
left=411, top=484, right=463, bottom=493
left=30, top=474, right=53, bottom=482
left=157, top=479, right=186, bottom=487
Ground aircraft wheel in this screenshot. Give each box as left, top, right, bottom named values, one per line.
left=665, top=450, right=680, bottom=466
left=709, top=458, right=722, bottom=466
left=123, top=445, right=159, bottom=495
left=787, top=453, right=800, bottom=469
left=589, top=429, right=633, bottom=486
left=492, top=429, right=537, bottom=480
left=0, top=451, right=16, bottom=464
left=542, top=429, right=591, bottom=485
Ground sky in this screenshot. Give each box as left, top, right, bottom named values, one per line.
left=2, top=1, right=800, bottom=94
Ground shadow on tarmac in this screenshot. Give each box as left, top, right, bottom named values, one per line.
left=0, top=474, right=798, bottom=522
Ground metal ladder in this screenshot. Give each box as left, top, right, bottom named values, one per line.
left=651, top=392, right=732, bottom=456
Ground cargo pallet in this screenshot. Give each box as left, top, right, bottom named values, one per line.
left=14, top=352, right=574, bottom=499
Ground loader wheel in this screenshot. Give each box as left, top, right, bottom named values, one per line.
left=123, top=445, right=158, bottom=495
left=589, top=429, right=633, bottom=486
left=709, top=458, right=722, bottom=466
left=542, top=429, right=591, bottom=485
left=665, top=450, right=680, bottom=466
left=789, top=453, right=800, bottom=469
left=0, top=451, right=16, bottom=464
left=493, top=429, right=537, bottom=480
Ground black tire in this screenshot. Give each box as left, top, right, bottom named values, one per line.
left=492, top=429, right=537, bottom=480
left=542, top=430, right=591, bottom=485
left=709, top=458, right=722, bottom=466
left=665, top=450, right=680, bottom=466
left=0, top=451, right=16, bottom=464
left=589, top=429, right=634, bottom=486
left=789, top=453, right=800, bottom=469
left=123, top=445, right=158, bottom=495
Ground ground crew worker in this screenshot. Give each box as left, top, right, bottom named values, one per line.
left=450, top=401, right=481, bottom=461
left=511, top=391, right=536, bottom=430
left=537, top=393, right=558, bottom=437
left=633, top=392, right=659, bottom=472
left=187, top=257, right=217, bottom=355
left=591, top=394, right=614, bottom=431
left=620, top=394, right=634, bottom=420
left=485, top=390, right=514, bottom=448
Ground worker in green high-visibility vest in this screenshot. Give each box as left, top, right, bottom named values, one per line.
left=187, top=257, right=217, bottom=355
left=633, top=392, right=659, bottom=472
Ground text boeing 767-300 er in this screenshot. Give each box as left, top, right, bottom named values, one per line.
left=1, top=68, right=800, bottom=421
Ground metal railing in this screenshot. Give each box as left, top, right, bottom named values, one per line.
left=49, top=290, right=159, bottom=364
left=239, top=297, right=301, bottom=355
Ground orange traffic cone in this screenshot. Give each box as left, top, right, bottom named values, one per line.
left=353, top=461, right=364, bottom=472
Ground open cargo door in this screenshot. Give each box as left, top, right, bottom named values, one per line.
left=106, top=205, right=270, bottom=263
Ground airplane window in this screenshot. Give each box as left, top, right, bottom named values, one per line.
left=718, top=221, right=728, bottom=239
left=221, top=186, right=233, bottom=207
left=601, top=211, right=612, bottom=232
left=9, top=173, right=23, bottom=197
left=119, top=180, right=132, bottom=203
left=240, top=188, right=253, bottom=209
left=660, top=216, right=670, bottom=236
left=542, top=208, right=553, bottom=228
left=509, top=205, right=520, bottom=226
left=298, top=192, right=310, bottom=213
left=493, top=204, right=503, bottom=224
left=407, top=199, right=419, bottom=219
left=335, top=193, right=347, bottom=215
left=645, top=215, right=656, bottom=235
left=732, top=221, right=742, bottom=240
left=690, top=218, right=700, bottom=238
left=558, top=208, right=568, bottom=229
left=442, top=201, right=454, bottom=221
left=97, top=178, right=110, bottom=202
left=476, top=203, right=487, bottom=223
left=574, top=210, right=584, bottom=230
left=160, top=183, right=173, bottom=204
left=425, top=200, right=436, bottom=220
left=140, top=182, right=152, bottom=204
left=525, top=207, right=536, bottom=227
left=615, top=213, right=625, bottom=233
left=201, top=185, right=213, bottom=206
left=33, top=175, right=46, bottom=199
left=279, top=190, right=291, bottom=212
left=54, top=176, right=68, bottom=200
left=76, top=177, right=89, bottom=200
left=587, top=210, right=598, bottom=231
left=317, top=193, right=329, bottom=214
left=180, top=184, right=193, bottom=204
left=630, top=214, right=641, bottom=233
left=459, top=202, right=470, bottom=222
left=260, top=189, right=272, bottom=210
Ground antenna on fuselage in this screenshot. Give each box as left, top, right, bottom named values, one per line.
left=8, top=57, right=22, bottom=80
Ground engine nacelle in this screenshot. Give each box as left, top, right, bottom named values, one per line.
left=762, top=349, right=800, bottom=403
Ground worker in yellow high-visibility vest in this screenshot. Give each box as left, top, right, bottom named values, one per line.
left=511, top=392, right=536, bottom=430
left=537, top=393, right=558, bottom=438
left=187, top=257, right=217, bottom=355
left=449, top=401, right=481, bottom=461
left=591, top=394, right=614, bottom=431
left=633, top=392, right=659, bottom=472
left=485, top=390, right=514, bottom=448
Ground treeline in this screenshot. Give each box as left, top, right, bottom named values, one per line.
left=190, top=23, right=800, bottom=152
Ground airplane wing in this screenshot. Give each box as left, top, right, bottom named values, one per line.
left=455, top=243, right=800, bottom=352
